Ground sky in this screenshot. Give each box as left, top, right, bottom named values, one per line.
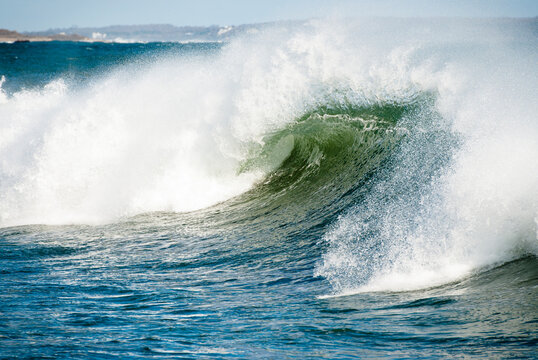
left=1, top=0, right=537, bottom=32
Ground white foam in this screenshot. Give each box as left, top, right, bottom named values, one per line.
left=313, top=18, right=538, bottom=294
left=0, top=19, right=422, bottom=226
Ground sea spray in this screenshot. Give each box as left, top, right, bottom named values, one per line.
left=315, top=19, right=538, bottom=294
left=0, top=20, right=421, bottom=226
left=0, top=19, right=537, bottom=295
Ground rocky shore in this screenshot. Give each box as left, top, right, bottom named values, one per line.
left=0, top=29, right=90, bottom=43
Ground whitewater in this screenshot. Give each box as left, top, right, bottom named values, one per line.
left=0, top=18, right=537, bottom=358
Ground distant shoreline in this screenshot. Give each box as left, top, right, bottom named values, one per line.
left=3, top=18, right=534, bottom=44
left=3, top=23, right=270, bottom=43
left=0, top=28, right=104, bottom=43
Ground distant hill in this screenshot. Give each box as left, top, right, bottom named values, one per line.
left=0, top=28, right=89, bottom=42
left=23, top=22, right=299, bottom=42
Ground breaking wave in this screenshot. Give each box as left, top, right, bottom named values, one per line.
left=1, top=18, right=536, bottom=293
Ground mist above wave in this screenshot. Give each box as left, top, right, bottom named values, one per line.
left=0, top=18, right=429, bottom=226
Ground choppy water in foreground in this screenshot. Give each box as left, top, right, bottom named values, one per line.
left=1, top=18, right=537, bottom=358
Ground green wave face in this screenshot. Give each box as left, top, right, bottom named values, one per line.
left=249, top=107, right=403, bottom=190
left=226, top=99, right=431, bottom=233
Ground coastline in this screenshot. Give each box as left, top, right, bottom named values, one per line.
left=0, top=29, right=102, bottom=43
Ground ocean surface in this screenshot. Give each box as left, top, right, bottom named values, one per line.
left=0, top=19, right=537, bottom=358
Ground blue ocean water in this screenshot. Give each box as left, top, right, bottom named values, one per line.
left=0, top=19, right=537, bottom=358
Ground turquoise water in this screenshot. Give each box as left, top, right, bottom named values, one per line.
left=1, top=19, right=537, bottom=358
